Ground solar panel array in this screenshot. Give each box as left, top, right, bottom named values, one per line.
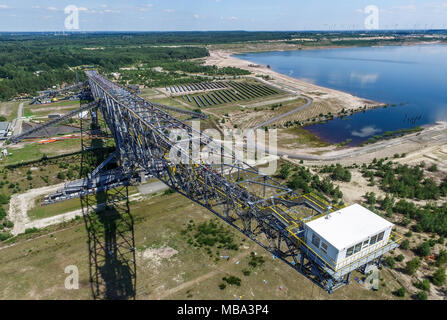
left=181, top=81, right=281, bottom=108
left=166, top=81, right=227, bottom=94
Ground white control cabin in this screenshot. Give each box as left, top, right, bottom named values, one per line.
left=304, top=204, right=394, bottom=271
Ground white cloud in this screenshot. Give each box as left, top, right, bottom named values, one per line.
left=391, top=4, right=417, bottom=12
left=352, top=126, right=382, bottom=138
left=139, top=4, right=153, bottom=11
left=102, top=9, right=120, bottom=14
left=0, top=5, right=10, bottom=9
left=31, top=5, right=40, bottom=9
left=193, top=13, right=199, bottom=19
left=78, top=7, right=88, bottom=12
left=47, top=6, right=58, bottom=11
left=164, top=9, right=175, bottom=13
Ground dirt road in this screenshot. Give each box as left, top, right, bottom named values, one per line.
left=12, top=102, right=24, bottom=135
left=252, top=96, right=313, bottom=130
left=153, top=250, right=251, bottom=300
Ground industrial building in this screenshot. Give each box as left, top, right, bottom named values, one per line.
left=0, top=122, right=10, bottom=139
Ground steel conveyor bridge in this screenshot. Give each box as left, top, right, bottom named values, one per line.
left=85, top=70, right=357, bottom=293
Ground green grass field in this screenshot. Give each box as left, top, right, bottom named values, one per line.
left=3, top=139, right=82, bottom=166
left=0, top=190, right=403, bottom=300
left=28, top=198, right=82, bottom=220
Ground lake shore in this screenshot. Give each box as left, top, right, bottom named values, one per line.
left=204, top=49, right=383, bottom=125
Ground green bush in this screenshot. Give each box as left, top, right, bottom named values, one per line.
left=432, top=268, right=446, bottom=286
left=0, top=207, right=6, bottom=220
left=383, top=256, right=395, bottom=269
left=223, top=276, right=241, bottom=287
left=395, top=254, right=405, bottom=262
left=405, top=258, right=421, bottom=275
left=416, top=242, right=431, bottom=257
left=400, top=239, right=410, bottom=250
left=395, top=287, right=406, bottom=297
left=248, top=252, right=266, bottom=268
left=414, top=279, right=430, bottom=291
left=436, top=250, right=447, bottom=267
left=0, top=193, right=10, bottom=205
left=415, top=291, right=427, bottom=300
left=3, top=220, right=13, bottom=228
left=0, top=232, right=12, bottom=241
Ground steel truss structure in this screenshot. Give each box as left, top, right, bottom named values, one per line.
left=7, top=69, right=399, bottom=295
left=85, top=69, right=400, bottom=293
left=79, top=102, right=137, bottom=300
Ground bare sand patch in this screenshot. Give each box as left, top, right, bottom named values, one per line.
left=139, top=246, right=179, bottom=267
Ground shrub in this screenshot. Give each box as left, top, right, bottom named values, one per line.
left=395, top=254, right=405, bottom=262
left=414, top=279, right=430, bottom=291
left=436, top=250, right=447, bottom=267
left=432, top=268, right=446, bottom=286
left=3, top=220, right=13, bottom=228
left=218, top=283, right=226, bottom=290
left=428, top=164, right=438, bottom=172
left=248, top=252, right=265, bottom=268
left=0, top=207, right=6, bottom=220
left=242, top=269, right=251, bottom=276
left=395, top=287, right=406, bottom=297
left=400, top=239, right=410, bottom=250
left=416, top=242, right=431, bottom=257
left=25, top=228, right=39, bottom=234
left=223, top=276, right=241, bottom=287
left=278, top=163, right=291, bottom=179
left=415, top=291, right=427, bottom=300
left=0, top=232, right=12, bottom=241
left=383, top=256, right=395, bottom=268
left=0, top=193, right=10, bottom=205
left=405, top=258, right=421, bottom=275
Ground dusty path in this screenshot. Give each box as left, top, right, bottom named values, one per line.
left=153, top=250, right=251, bottom=300
left=252, top=96, right=313, bottom=130
left=8, top=183, right=66, bottom=235
left=7, top=181, right=167, bottom=236
left=12, top=102, right=24, bottom=135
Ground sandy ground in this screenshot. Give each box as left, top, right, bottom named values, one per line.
left=257, top=121, right=447, bottom=165
left=12, top=102, right=24, bottom=135
left=7, top=183, right=67, bottom=235
left=7, top=181, right=169, bottom=236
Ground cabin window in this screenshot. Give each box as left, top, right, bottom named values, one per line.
left=346, top=246, right=354, bottom=257
left=363, top=240, right=370, bottom=249
left=354, top=242, right=362, bottom=254
left=312, top=233, right=320, bottom=248
left=321, top=242, right=328, bottom=254
left=377, top=231, right=385, bottom=242
left=370, top=234, right=378, bottom=245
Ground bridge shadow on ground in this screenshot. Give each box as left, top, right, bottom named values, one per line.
left=80, top=104, right=137, bottom=300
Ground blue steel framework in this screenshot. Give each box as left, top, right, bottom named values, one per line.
left=85, top=70, right=401, bottom=293
left=6, top=70, right=400, bottom=295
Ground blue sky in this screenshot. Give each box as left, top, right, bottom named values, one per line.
left=0, top=0, right=446, bottom=32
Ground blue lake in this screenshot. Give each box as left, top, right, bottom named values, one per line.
left=236, top=45, right=447, bottom=145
